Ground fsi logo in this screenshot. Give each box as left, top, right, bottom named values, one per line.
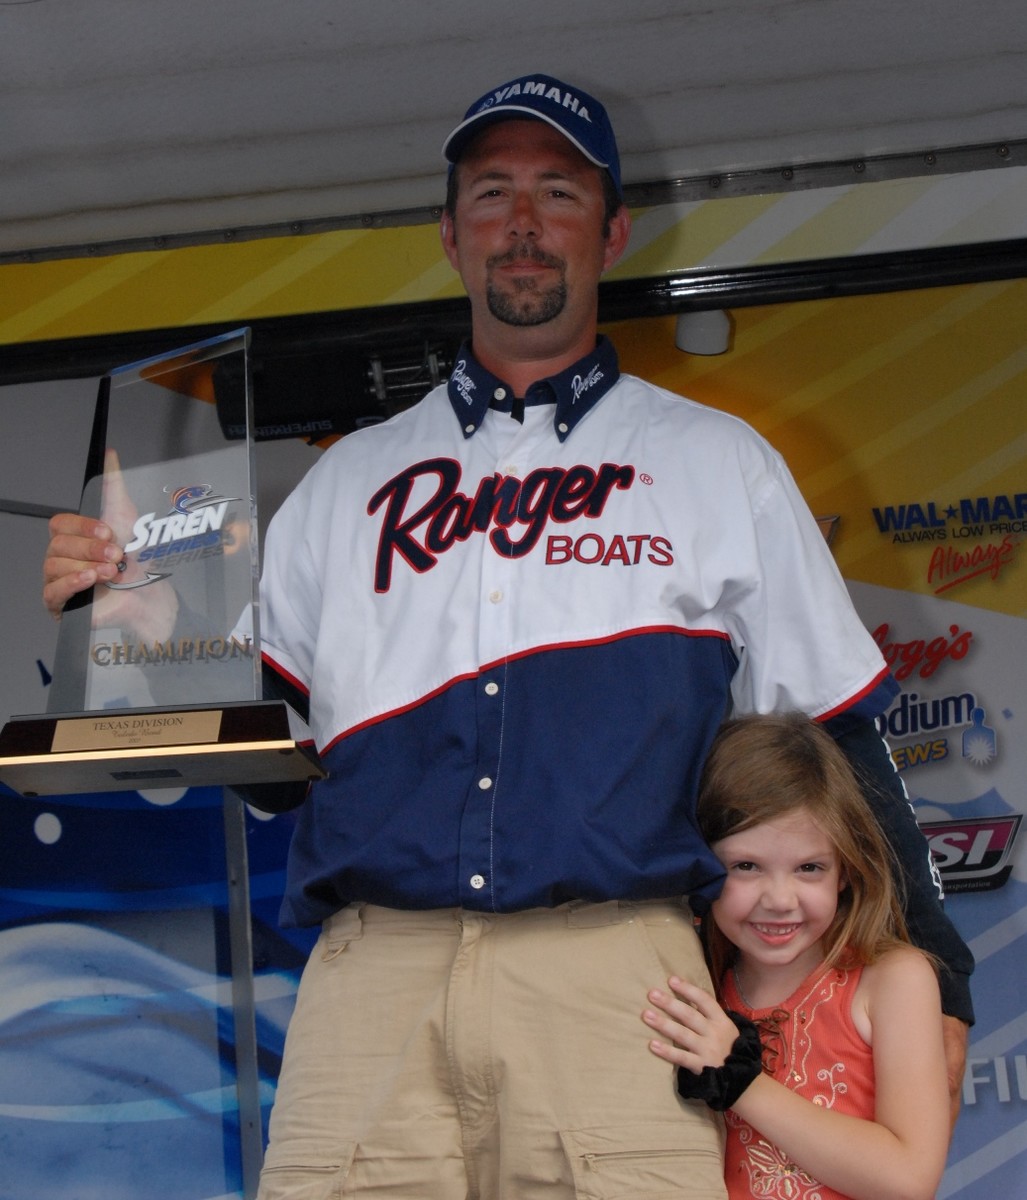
left=920, top=814, right=1022, bottom=892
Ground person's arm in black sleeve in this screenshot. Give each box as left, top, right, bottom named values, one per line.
left=157, top=607, right=317, bottom=813
left=261, top=658, right=310, bottom=725
left=826, top=712, right=973, bottom=1127
left=228, top=660, right=316, bottom=814
left=826, top=714, right=974, bottom=1020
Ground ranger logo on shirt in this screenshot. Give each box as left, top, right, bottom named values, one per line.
left=368, top=457, right=634, bottom=592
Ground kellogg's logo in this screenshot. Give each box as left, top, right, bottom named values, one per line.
left=872, top=622, right=973, bottom=681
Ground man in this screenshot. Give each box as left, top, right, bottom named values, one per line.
left=44, top=74, right=972, bottom=1197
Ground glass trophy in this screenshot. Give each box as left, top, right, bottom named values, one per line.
left=0, top=328, right=324, bottom=796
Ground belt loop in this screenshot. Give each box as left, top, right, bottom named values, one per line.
left=321, top=902, right=365, bottom=960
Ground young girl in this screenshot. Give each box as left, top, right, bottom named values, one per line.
left=643, top=713, right=950, bottom=1200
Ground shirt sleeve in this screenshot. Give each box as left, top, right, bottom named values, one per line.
left=258, top=465, right=324, bottom=707
left=724, top=447, right=895, bottom=722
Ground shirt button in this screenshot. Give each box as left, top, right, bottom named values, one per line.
left=557, top=422, right=569, bottom=434
left=464, top=423, right=476, bottom=434
left=484, top=682, right=499, bottom=696
left=470, top=874, right=486, bottom=890
left=493, top=387, right=507, bottom=401
left=478, top=776, right=493, bottom=790
left=488, top=589, right=503, bottom=604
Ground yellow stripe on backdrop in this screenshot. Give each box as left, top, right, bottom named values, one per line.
left=4, top=166, right=1026, bottom=345
left=615, top=181, right=937, bottom=277
left=0, top=224, right=462, bottom=344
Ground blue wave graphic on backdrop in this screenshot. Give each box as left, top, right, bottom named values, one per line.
left=0, top=781, right=314, bottom=1199
left=0, top=921, right=297, bottom=1199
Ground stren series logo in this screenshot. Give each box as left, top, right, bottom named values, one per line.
left=116, top=483, right=240, bottom=584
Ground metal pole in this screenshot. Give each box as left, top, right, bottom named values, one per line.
left=223, top=786, right=264, bottom=1199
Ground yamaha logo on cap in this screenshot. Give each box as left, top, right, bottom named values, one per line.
left=443, top=73, right=623, bottom=198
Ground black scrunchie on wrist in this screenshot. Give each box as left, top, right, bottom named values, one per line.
left=674, top=1010, right=763, bottom=1111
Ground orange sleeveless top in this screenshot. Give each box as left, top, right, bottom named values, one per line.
left=720, top=962, right=875, bottom=1200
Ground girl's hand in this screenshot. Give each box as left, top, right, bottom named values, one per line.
left=642, top=976, right=742, bottom=1074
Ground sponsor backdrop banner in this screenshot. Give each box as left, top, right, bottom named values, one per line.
left=1, top=275, right=1024, bottom=1195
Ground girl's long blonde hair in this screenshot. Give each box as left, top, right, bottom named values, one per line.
left=697, top=712, right=913, bottom=986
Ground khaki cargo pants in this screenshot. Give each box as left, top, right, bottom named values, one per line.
left=257, top=899, right=726, bottom=1200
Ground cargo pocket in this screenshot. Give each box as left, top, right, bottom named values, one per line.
left=257, top=1137, right=356, bottom=1200
left=560, top=1122, right=726, bottom=1200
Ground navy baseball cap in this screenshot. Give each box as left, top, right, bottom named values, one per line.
left=443, top=73, right=623, bottom=198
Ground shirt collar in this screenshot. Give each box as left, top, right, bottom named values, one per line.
left=446, top=336, right=620, bottom=443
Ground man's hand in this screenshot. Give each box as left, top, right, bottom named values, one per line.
left=43, top=512, right=125, bottom=617
left=42, top=448, right=178, bottom=641
left=43, top=448, right=137, bottom=617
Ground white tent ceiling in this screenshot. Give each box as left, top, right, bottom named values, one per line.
left=3, top=0, right=1027, bottom=261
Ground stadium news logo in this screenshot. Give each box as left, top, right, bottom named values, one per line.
left=920, top=814, right=1022, bottom=892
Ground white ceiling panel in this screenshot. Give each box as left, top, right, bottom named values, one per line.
left=2, top=0, right=1026, bottom=257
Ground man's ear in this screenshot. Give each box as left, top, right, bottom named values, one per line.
left=440, top=210, right=459, bottom=270
left=603, top=204, right=632, bottom=272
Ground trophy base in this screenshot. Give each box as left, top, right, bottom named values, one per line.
left=0, top=700, right=325, bottom=797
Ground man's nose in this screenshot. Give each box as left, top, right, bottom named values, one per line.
left=507, top=192, right=540, bottom=238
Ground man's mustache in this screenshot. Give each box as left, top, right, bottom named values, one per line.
left=487, top=243, right=564, bottom=271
